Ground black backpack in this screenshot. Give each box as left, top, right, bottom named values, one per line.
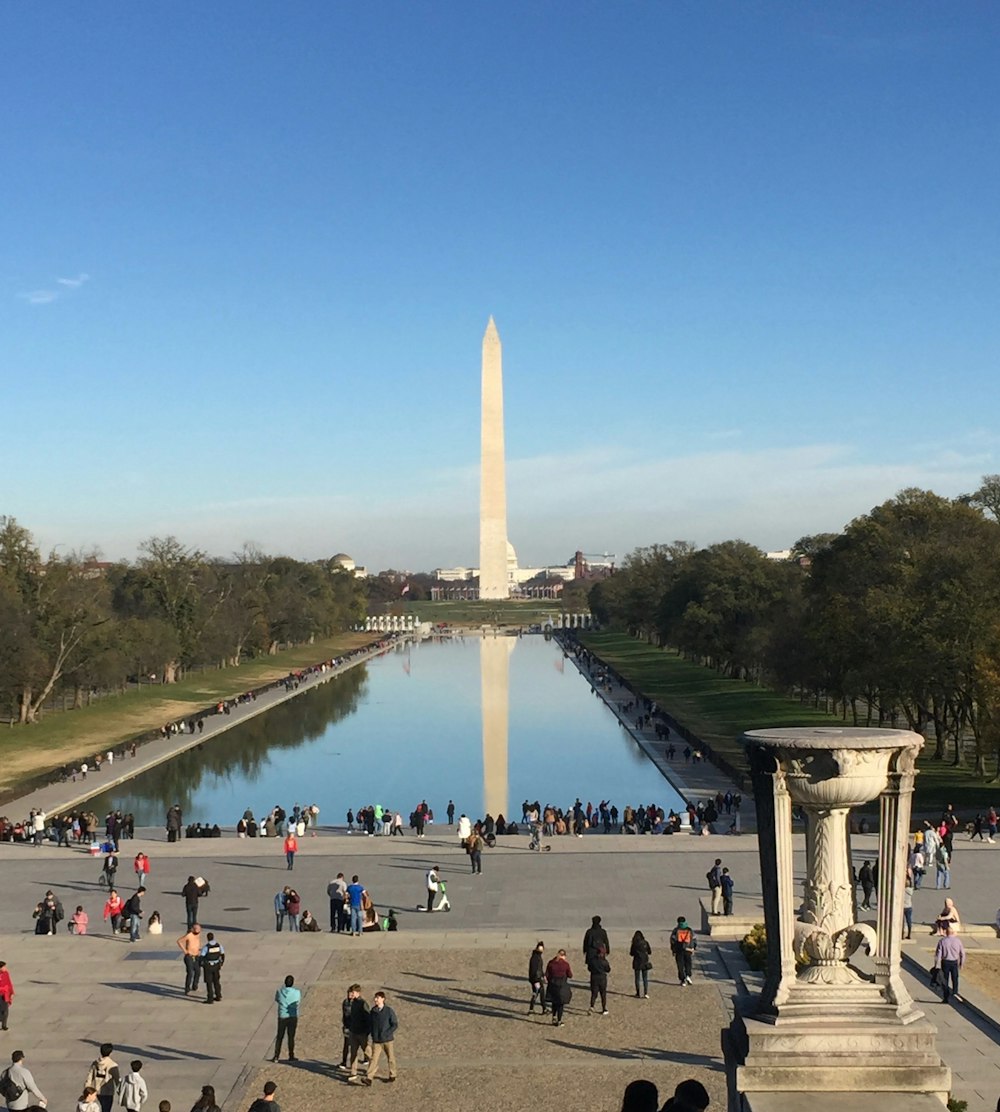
left=0, top=1069, right=24, bottom=1103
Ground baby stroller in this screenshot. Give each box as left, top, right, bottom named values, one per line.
left=528, top=822, right=551, bottom=852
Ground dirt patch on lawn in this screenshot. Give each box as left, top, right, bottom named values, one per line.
left=960, top=952, right=1000, bottom=1005
left=237, top=947, right=728, bottom=1111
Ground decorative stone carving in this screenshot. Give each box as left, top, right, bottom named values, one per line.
left=726, top=727, right=951, bottom=1106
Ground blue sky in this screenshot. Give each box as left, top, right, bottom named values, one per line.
left=3, top=3, right=999, bottom=570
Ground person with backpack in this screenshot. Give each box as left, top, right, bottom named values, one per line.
left=670, top=916, right=697, bottom=986
left=118, top=1061, right=147, bottom=1112
left=2, top=1050, right=46, bottom=1110
left=85, top=1043, right=120, bottom=1112
left=707, top=859, right=723, bottom=915
left=199, top=933, right=225, bottom=1003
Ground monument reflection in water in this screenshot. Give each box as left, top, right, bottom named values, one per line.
left=83, top=636, right=684, bottom=826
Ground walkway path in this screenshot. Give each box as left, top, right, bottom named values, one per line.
left=564, top=643, right=758, bottom=829
left=3, top=637, right=404, bottom=822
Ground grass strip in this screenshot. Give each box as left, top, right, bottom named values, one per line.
left=0, top=632, right=372, bottom=797
left=579, top=632, right=993, bottom=814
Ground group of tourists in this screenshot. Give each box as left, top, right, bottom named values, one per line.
left=347, top=800, right=434, bottom=837
left=525, top=913, right=701, bottom=1028
left=236, top=803, right=320, bottom=840
left=0, top=808, right=139, bottom=847
left=0, top=1041, right=226, bottom=1112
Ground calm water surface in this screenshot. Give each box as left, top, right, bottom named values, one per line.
left=83, top=636, right=685, bottom=825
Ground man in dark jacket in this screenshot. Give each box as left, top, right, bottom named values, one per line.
left=670, top=916, right=697, bottom=985
left=343, top=984, right=371, bottom=1081
left=123, top=887, right=145, bottom=943
left=357, top=991, right=398, bottom=1085
left=582, top=915, right=610, bottom=958
left=182, top=876, right=202, bottom=930
left=528, top=941, right=547, bottom=1014
left=858, top=861, right=875, bottom=911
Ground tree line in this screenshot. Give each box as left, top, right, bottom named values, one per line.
left=0, top=518, right=367, bottom=724
left=588, top=478, right=1000, bottom=780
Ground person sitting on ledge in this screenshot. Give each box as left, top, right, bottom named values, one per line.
left=934, top=897, right=960, bottom=936
left=300, top=910, right=321, bottom=932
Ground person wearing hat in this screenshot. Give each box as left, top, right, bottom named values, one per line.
left=669, top=916, right=697, bottom=986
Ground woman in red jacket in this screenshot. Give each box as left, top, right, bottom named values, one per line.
left=103, top=890, right=124, bottom=934
left=0, top=960, right=14, bottom=1030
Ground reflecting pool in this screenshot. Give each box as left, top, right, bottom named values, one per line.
left=82, top=636, right=686, bottom=826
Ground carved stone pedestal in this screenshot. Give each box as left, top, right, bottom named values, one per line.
left=724, top=728, right=951, bottom=1109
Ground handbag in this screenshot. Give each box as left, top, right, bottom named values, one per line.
left=643, top=960, right=652, bottom=971
left=929, top=966, right=940, bottom=987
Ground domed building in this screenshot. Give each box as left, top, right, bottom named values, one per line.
left=330, top=553, right=368, bottom=577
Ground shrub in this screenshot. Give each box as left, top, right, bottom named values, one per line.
left=740, top=923, right=768, bottom=971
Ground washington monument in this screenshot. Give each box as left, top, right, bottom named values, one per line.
left=479, top=316, right=509, bottom=599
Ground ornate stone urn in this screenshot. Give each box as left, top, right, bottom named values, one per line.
left=725, top=728, right=951, bottom=1107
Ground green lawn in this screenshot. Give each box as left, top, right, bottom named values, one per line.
left=0, top=632, right=372, bottom=799
left=580, top=632, right=996, bottom=816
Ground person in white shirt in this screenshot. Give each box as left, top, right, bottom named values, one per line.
left=118, top=1061, right=147, bottom=1112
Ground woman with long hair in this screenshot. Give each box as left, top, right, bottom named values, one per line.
left=285, top=888, right=301, bottom=932
left=189, top=1085, right=221, bottom=1112
left=629, top=929, right=652, bottom=998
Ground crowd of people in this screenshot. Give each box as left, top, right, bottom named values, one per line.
left=0, top=1042, right=227, bottom=1112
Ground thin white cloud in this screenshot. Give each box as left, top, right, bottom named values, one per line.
left=57, top=273, right=90, bottom=288
left=17, top=271, right=91, bottom=305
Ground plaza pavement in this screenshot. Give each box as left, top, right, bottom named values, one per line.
left=1, top=828, right=999, bottom=1110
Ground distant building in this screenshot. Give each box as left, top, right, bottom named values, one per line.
left=331, top=553, right=368, bottom=577
left=433, top=541, right=580, bottom=593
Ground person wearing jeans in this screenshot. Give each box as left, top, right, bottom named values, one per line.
left=934, top=924, right=965, bottom=1003
left=935, top=845, right=951, bottom=889
left=124, top=888, right=145, bottom=943
left=346, top=876, right=366, bottom=937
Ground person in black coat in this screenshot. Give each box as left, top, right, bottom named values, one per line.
left=528, top=941, right=547, bottom=1014
left=582, top=915, right=610, bottom=958
left=630, top=929, right=652, bottom=998
left=587, top=944, right=611, bottom=1014
left=858, top=861, right=875, bottom=911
